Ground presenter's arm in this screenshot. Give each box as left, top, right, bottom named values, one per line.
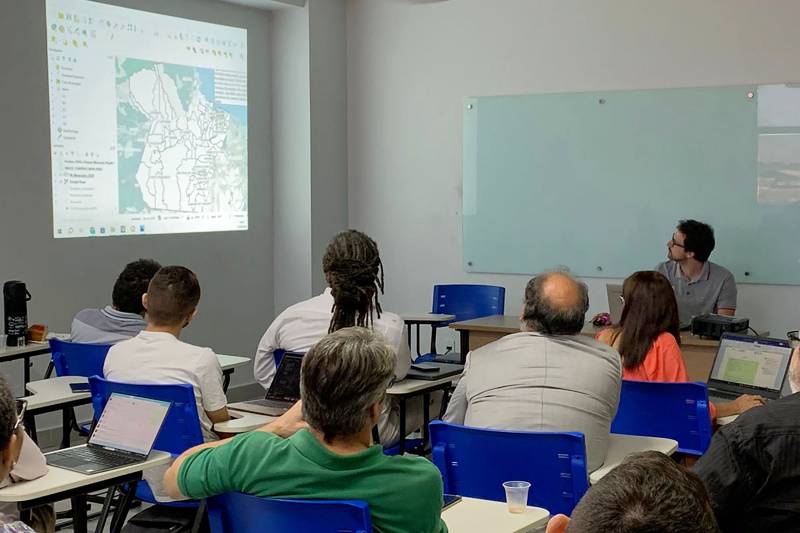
left=716, top=270, right=737, bottom=317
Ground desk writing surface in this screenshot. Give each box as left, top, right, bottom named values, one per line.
left=0, top=449, right=171, bottom=502
left=441, top=497, right=549, bottom=532
left=216, top=409, right=275, bottom=433
left=24, top=376, right=90, bottom=411
left=589, top=434, right=678, bottom=484
left=386, top=376, right=457, bottom=395
left=216, top=354, right=250, bottom=371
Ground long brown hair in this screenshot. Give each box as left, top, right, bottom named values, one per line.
left=322, top=230, right=385, bottom=333
left=611, top=271, right=681, bottom=371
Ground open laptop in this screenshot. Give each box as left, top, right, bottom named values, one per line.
left=706, top=333, right=794, bottom=403
left=231, top=353, right=303, bottom=416
left=406, top=362, right=464, bottom=381
left=47, top=393, right=170, bottom=474
left=606, top=284, right=624, bottom=324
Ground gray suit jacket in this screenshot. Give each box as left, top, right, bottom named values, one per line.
left=443, top=331, right=622, bottom=472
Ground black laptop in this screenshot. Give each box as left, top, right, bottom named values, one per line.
left=232, top=353, right=303, bottom=416
left=47, top=393, right=170, bottom=474
left=406, top=362, right=464, bottom=381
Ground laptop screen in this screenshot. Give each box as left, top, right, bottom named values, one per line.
left=90, top=393, right=170, bottom=456
left=267, top=353, right=303, bottom=400
left=709, top=335, right=793, bottom=392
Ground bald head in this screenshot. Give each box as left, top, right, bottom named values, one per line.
left=522, top=272, right=589, bottom=335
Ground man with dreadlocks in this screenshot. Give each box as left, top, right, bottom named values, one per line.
left=254, top=230, right=417, bottom=446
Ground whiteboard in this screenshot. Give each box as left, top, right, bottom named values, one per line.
left=462, top=84, right=800, bottom=284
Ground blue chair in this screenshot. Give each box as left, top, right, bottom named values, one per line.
left=611, top=380, right=712, bottom=456
left=429, top=421, right=589, bottom=516
left=49, top=338, right=112, bottom=378
left=207, top=492, right=371, bottom=533
left=415, top=284, right=506, bottom=362
left=88, top=376, right=204, bottom=505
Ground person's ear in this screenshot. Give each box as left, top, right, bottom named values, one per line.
left=183, top=308, right=198, bottom=328
left=368, top=401, right=382, bottom=424
left=142, top=293, right=149, bottom=312
left=545, top=514, right=570, bottom=533
left=0, top=431, right=20, bottom=477
left=519, top=304, right=525, bottom=322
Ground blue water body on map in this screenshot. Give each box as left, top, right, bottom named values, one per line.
left=198, top=67, right=247, bottom=127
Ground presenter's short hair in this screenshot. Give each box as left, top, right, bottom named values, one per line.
left=568, top=451, right=719, bottom=533
left=145, top=266, right=200, bottom=326
left=301, top=327, right=395, bottom=443
left=677, top=219, right=715, bottom=263
left=112, top=259, right=162, bottom=314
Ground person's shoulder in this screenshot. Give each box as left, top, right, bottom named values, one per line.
left=655, top=260, right=673, bottom=274
left=73, top=307, right=102, bottom=322
left=708, top=261, right=735, bottom=280
left=654, top=331, right=680, bottom=349
left=386, top=453, right=442, bottom=480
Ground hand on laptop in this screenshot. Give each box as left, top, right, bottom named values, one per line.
left=259, top=400, right=307, bottom=438
left=731, top=394, right=765, bottom=414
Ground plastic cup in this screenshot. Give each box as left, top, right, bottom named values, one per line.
left=502, top=481, right=530, bottom=513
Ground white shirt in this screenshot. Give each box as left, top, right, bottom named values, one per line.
left=254, top=288, right=411, bottom=389
left=0, top=434, right=48, bottom=521
left=103, top=331, right=228, bottom=442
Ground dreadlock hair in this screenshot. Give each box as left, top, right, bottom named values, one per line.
left=323, top=230, right=385, bottom=333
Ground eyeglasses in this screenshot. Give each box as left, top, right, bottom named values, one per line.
left=13, top=399, right=26, bottom=433
left=669, top=234, right=685, bottom=249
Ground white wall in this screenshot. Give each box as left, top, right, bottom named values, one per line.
left=0, top=0, right=273, bottom=399
left=346, top=0, right=800, bottom=348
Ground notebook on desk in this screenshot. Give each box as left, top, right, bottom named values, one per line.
left=706, top=333, right=794, bottom=403
left=232, top=353, right=303, bottom=416
left=47, top=393, right=170, bottom=474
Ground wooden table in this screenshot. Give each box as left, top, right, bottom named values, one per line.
left=442, top=496, right=549, bottom=532
left=449, top=315, right=767, bottom=382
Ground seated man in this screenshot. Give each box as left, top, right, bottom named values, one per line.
left=546, top=451, right=719, bottom=533
left=164, top=327, right=447, bottom=533
left=71, top=258, right=161, bottom=344
left=693, top=345, right=800, bottom=532
left=656, top=219, right=736, bottom=326
left=0, top=376, right=54, bottom=533
left=104, top=266, right=229, bottom=443
left=254, top=230, right=416, bottom=446
left=443, top=271, right=621, bottom=471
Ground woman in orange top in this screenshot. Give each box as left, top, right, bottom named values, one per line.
left=596, top=271, right=763, bottom=419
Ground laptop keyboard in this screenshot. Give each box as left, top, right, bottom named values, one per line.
left=243, top=399, right=291, bottom=409
left=50, top=446, right=138, bottom=469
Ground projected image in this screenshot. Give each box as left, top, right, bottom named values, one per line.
left=47, top=0, right=248, bottom=238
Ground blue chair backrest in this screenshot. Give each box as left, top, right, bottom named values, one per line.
left=272, top=349, right=305, bottom=369
left=431, top=284, right=505, bottom=323
left=429, top=421, right=588, bottom=516
left=611, top=380, right=712, bottom=456
left=207, top=493, right=371, bottom=533
left=49, top=338, right=111, bottom=378
left=88, top=376, right=205, bottom=503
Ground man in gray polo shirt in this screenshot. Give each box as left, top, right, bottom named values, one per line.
left=656, top=219, right=736, bottom=326
left=443, top=271, right=621, bottom=472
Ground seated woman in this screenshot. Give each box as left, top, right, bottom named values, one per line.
left=596, top=270, right=763, bottom=419
left=0, top=376, right=53, bottom=533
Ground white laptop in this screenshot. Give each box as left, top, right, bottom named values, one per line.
left=47, top=393, right=170, bottom=474
left=706, top=333, right=794, bottom=403
left=606, top=284, right=624, bottom=324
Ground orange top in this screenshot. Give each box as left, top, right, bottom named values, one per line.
left=597, top=330, right=717, bottom=419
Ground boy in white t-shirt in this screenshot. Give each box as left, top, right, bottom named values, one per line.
left=104, top=266, right=229, bottom=442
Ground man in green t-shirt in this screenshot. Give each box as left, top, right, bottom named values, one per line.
left=164, top=327, right=447, bottom=533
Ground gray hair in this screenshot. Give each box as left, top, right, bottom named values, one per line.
left=522, top=272, right=589, bottom=335
left=301, top=327, right=396, bottom=443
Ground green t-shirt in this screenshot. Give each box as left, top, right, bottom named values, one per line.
left=177, top=429, right=448, bottom=533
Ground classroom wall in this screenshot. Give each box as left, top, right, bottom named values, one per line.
left=346, top=0, right=800, bottom=348
left=0, top=0, right=273, bottom=398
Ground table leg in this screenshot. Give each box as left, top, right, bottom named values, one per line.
left=61, top=408, right=73, bottom=449
left=24, top=411, right=38, bottom=444
left=398, top=397, right=407, bottom=454
left=23, top=355, right=31, bottom=388
left=94, top=485, right=117, bottom=533
left=422, top=392, right=431, bottom=447
left=70, top=494, right=89, bottom=533
left=222, top=371, right=232, bottom=392
left=458, top=330, right=469, bottom=363
left=406, top=324, right=412, bottom=350
left=109, top=482, right=137, bottom=533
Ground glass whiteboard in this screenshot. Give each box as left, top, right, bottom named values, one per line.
left=462, top=84, right=800, bottom=284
